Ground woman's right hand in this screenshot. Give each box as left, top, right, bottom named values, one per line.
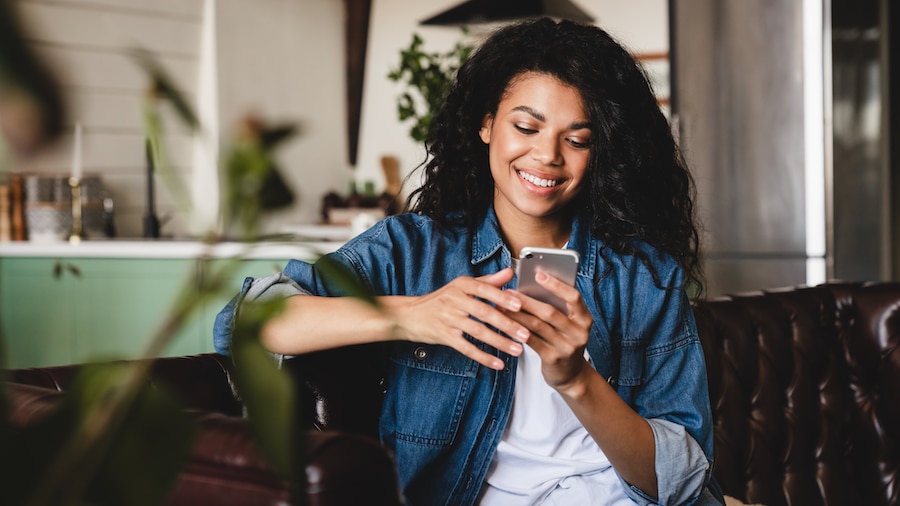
left=384, top=268, right=529, bottom=370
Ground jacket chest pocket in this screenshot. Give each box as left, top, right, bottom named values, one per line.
left=589, top=325, right=646, bottom=389
left=617, top=337, right=647, bottom=387
left=383, top=343, right=478, bottom=446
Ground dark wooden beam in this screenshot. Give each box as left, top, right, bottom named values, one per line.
left=345, top=0, right=371, bottom=166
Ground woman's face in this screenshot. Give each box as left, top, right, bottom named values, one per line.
left=480, top=72, right=592, bottom=228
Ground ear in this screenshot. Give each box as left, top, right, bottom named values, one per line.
left=479, top=115, right=493, bottom=144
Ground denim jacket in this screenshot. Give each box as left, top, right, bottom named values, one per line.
left=213, top=208, right=723, bottom=506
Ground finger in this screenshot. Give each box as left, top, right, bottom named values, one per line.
left=456, top=292, right=530, bottom=343
left=509, top=288, right=567, bottom=326
left=502, top=309, right=583, bottom=367
left=534, top=271, right=582, bottom=312
left=455, top=315, right=524, bottom=356
left=501, top=304, right=558, bottom=343
left=468, top=269, right=522, bottom=311
left=447, top=330, right=507, bottom=370
left=502, top=293, right=591, bottom=352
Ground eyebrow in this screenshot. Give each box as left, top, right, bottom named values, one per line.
left=511, top=105, right=592, bottom=130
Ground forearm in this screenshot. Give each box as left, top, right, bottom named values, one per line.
left=556, top=367, right=658, bottom=498
left=257, top=268, right=525, bottom=369
left=260, top=295, right=409, bottom=355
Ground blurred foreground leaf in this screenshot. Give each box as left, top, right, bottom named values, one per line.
left=223, top=117, right=297, bottom=239
left=316, top=255, right=378, bottom=307
left=132, top=48, right=199, bottom=216
left=231, top=298, right=303, bottom=500
left=0, top=2, right=65, bottom=156
left=130, top=48, right=199, bottom=130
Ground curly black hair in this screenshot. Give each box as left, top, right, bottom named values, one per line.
left=405, top=18, right=703, bottom=294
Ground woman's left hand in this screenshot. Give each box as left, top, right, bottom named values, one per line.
left=503, top=271, right=594, bottom=391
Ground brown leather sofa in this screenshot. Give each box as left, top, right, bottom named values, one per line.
left=4, top=353, right=402, bottom=506
left=5, top=281, right=899, bottom=505
left=693, top=281, right=899, bottom=506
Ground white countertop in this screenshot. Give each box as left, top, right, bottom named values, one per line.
left=0, top=238, right=344, bottom=259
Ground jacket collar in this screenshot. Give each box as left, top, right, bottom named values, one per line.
left=471, top=207, right=507, bottom=266
left=470, top=207, right=597, bottom=279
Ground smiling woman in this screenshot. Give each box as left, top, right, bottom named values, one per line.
left=213, top=17, right=721, bottom=506
left=477, top=72, right=592, bottom=255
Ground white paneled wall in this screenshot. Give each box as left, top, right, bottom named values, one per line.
left=10, top=0, right=348, bottom=238
left=7, top=0, right=665, bottom=238
left=211, top=0, right=347, bottom=237
left=12, top=0, right=203, bottom=238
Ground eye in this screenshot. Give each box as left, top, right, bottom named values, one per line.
left=514, top=124, right=537, bottom=134
left=566, top=137, right=592, bottom=149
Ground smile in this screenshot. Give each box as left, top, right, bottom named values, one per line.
left=517, top=170, right=560, bottom=188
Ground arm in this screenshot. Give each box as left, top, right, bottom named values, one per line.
left=505, top=270, right=659, bottom=497
left=251, top=269, right=530, bottom=371
left=505, top=270, right=713, bottom=504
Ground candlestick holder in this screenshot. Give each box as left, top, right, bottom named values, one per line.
left=68, top=176, right=84, bottom=244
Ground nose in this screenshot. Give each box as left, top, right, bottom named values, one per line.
left=531, top=134, right=563, bottom=166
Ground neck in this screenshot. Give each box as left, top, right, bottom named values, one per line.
left=500, top=214, right=573, bottom=259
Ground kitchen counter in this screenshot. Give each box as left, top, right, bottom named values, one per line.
left=0, top=224, right=353, bottom=259
left=0, top=238, right=343, bottom=259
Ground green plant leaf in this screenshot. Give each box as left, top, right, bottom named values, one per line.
left=315, top=256, right=378, bottom=307
left=0, top=1, right=66, bottom=155
left=388, top=30, right=474, bottom=143
left=129, top=48, right=199, bottom=130
left=221, top=119, right=299, bottom=239
left=231, top=299, right=299, bottom=485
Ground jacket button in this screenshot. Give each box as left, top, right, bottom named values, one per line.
left=414, top=346, right=428, bottom=361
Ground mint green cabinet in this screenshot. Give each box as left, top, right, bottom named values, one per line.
left=1, top=258, right=77, bottom=367
left=0, top=256, right=288, bottom=369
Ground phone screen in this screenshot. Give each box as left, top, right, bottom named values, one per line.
left=514, top=247, right=580, bottom=313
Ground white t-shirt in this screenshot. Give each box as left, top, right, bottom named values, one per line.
left=478, top=344, right=632, bottom=505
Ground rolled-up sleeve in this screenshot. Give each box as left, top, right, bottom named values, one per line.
left=212, top=272, right=311, bottom=355
left=609, top=260, right=719, bottom=505
left=619, top=418, right=711, bottom=505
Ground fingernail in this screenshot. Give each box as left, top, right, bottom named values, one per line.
left=536, top=271, right=549, bottom=282
left=509, top=343, right=523, bottom=354
left=508, top=297, right=521, bottom=310
left=493, top=359, right=505, bottom=370
left=516, top=328, right=529, bottom=341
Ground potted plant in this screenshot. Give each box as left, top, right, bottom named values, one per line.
left=387, top=30, right=474, bottom=144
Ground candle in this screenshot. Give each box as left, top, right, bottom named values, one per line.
left=71, top=123, right=83, bottom=181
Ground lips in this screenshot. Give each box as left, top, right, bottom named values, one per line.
left=517, top=170, right=560, bottom=188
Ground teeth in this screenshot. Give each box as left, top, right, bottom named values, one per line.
left=518, top=170, right=559, bottom=188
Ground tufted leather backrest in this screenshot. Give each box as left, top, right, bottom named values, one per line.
left=7, top=281, right=897, bottom=505
left=692, top=281, right=900, bottom=506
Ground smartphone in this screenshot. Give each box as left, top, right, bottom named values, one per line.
left=515, top=247, right=580, bottom=313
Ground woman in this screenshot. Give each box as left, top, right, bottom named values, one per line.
left=215, top=18, right=723, bottom=506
